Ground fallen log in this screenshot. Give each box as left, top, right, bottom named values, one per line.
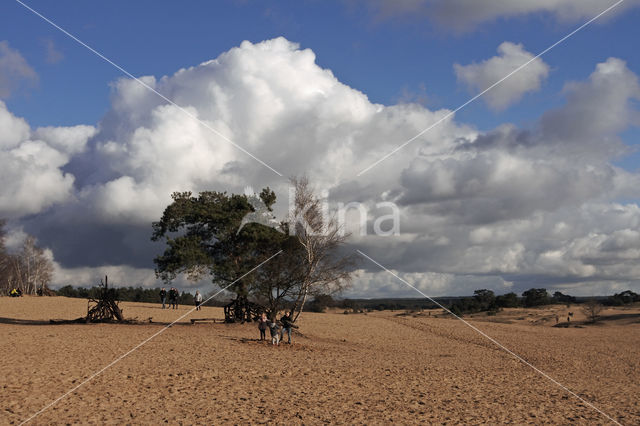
left=190, top=318, right=224, bottom=324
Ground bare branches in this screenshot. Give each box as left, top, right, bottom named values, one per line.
left=288, top=176, right=357, bottom=321
left=0, top=222, right=53, bottom=295
left=582, top=299, right=603, bottom=323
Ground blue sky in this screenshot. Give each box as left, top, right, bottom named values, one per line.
left=3, top=0, right=640, bottom=297
left=4, top=1, right=639, bottom=132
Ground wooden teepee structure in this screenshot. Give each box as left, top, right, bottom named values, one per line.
left=86, top=276, right=123, bottom=322
left=223, top=296, right=263, bottom=323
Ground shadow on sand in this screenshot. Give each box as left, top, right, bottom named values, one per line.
left=0, top=316, right=198, bottom=327
left=0, top=317, right=53, bottom=326
left=599, top=312, right=640, bottom=322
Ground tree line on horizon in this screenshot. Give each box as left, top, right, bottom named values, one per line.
left=307, top=288, right=640, bottom=315
left=55, top=285, right=203, bottom=306
left=15, top=284, right=640, bottom=317
left=445, top=288, right=640, bottom=317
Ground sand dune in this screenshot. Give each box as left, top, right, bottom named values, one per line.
left=1, top=296, right=638, bottom=424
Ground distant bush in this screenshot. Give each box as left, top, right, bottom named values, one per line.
left=582, top=299, right=604, bottom=323
left=605, top=290, right=639, bottom=306
left=305, top=294, right=336, bottom=313
left=473, top=289, right=496, bottom=311
left=495, top=292, right=519, bottom=308
left=449, top=304, right=463, bottom=317
left=56, top=285, right=77, bottom=298
left=553, top=291, right=577, bottom=304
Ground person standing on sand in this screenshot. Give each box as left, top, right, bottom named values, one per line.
left=195, top=290, right=203, bottom=311
left=257, top=312, right=268, bottom=341
left=169, top=287, right=179, bottom=309
left=280, top=311, right=298, bottom=344
left=160, top=288, right=167, bottom=309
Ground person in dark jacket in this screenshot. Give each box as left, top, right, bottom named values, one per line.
left=159, top=288, right=167, bottom=309
left=168, top=287, right=179, bottom=309
left=279, top=311, right=298, bottom=344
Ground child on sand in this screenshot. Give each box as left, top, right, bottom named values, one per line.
left=258, top=312, right=268, bottom=341
left=269, top=320, right=280, bottom=345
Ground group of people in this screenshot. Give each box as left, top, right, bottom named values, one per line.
left=9, top=288, right=23, bottom=297
left=159, top=287, right=180, bottom=309
left=159, top=287, right=203, bottom=310
left=157, top=287, right=297, bottom=344
left=257, top=311, right=298, bottom=345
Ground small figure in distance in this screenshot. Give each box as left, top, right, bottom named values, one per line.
left=159, top=287, right=167, bottom=309
left=257, top=312, right=268, bottom=341
left=279, top=311, right=299, bottom=345
left=269, top=319, right=281, bottom=346
left=10, top=288, right=21, bottom=297
left=194, top=290, right=203, bottom=311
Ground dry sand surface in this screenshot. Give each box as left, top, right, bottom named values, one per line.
left=1, top=296, right=639, bottom=425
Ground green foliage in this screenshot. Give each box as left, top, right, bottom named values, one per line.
left=495, top=292, right=520, bottom=308
left=305, top=294, right=336, bottom=313
left=522, top=288, right=551, bottom=307
left=552, top=291, right=576, bottom=304
left=473, top=289, right=496, bottom=311
left=56, top=285, right=77, bottom=298
left=605, top=290, right=639, bottom=306
left=151, top=188, right=313, bottom=320
left=449, top=304, right=463, bottom=317
left=449, top=297, right=481, bottom=315
left=151, top=189, right=286, bottom=296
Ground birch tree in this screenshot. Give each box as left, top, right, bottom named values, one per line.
left=11, top=236, right=54, bottom=295
left=288, top=176, right=356, bottom=321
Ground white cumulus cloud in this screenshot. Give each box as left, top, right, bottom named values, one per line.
left=0, top=101, right=95, bottom=218
left=4, top=37, right=640, bottom=298
left=454, top=42, right=549, bottom=110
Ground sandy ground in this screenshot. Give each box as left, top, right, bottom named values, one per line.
left=1, top=296, right=638, bottom=425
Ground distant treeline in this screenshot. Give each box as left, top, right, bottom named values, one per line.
left=308, top=289, right=640, bottom=316
left=55, top=285, right=229, bottom=307
left=52, top=286, right=640, bottom=316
